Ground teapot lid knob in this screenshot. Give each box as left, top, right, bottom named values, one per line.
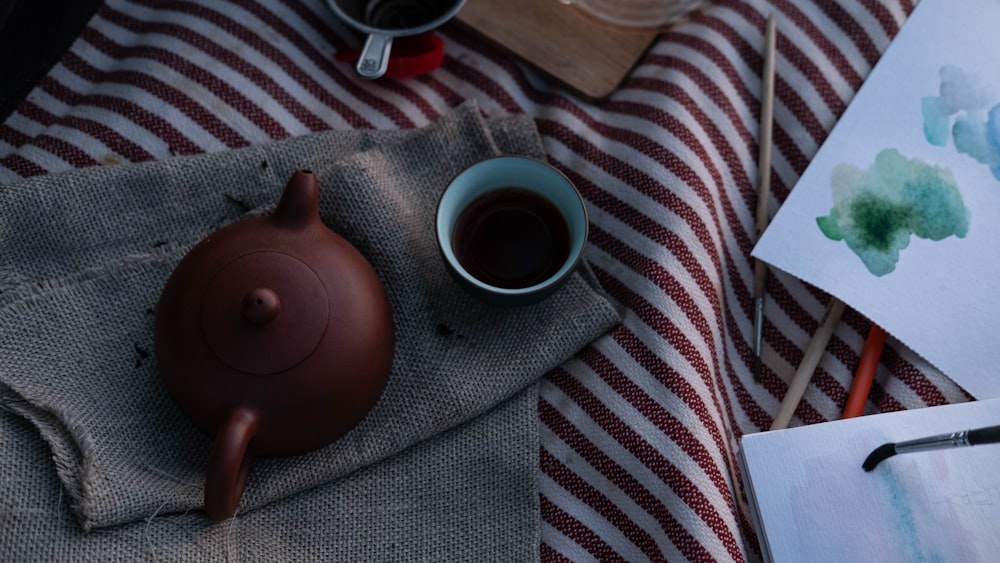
left=242, top=287, right=280, bottom=325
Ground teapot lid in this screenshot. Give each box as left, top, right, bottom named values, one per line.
left=200, top=251, right=329, bottom=374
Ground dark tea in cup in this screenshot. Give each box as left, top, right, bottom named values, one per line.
left=437, top=156, right=588, bottom=306
left=452, top=187, right=571, bottom=289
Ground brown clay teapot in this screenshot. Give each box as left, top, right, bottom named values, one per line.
left=154, top=170, right=394, bottom=520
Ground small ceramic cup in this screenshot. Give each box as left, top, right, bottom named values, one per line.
left=437, top=156, right=588, bottom=306
left=326, top=0, right=467, bottom=79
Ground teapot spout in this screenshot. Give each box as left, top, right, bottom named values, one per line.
left=272, top=169, right=320, bottom=229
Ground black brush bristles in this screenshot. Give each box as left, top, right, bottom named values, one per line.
left=862, top=443, right=897, bottom=472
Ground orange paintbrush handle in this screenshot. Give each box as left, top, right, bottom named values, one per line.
left=842, top=324, right=887, bottom=419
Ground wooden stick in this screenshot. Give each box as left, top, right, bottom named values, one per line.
left=754, top=15, right=777, bottom=233
left=752, top=14, right=777, bottom=380
left=770, top=298, right=846, bottom=430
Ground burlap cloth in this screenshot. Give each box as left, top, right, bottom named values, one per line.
left=0, top=101, right=621, bottom=560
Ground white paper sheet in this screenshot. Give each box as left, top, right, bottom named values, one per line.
left=740, top=399, right=1000, bottom=563
left=752, top=0, right=1000, bottom=398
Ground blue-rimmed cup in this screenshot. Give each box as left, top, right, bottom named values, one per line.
left=436, top=156, right=588, bottom=306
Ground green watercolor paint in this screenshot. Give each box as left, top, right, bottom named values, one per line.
left=848, top=193, right=912, bottom=251
left=816, top=148, right=969, bottom=276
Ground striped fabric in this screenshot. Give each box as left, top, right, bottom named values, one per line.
left=0, top=0, right=972, bottom=560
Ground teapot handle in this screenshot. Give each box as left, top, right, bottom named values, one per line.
left=204, top=407, right=259, bottom=520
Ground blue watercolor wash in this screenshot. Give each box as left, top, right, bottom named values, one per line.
left=951, top=115, right=993, bottom=164
left=883, top=470, right=947, bottom=563
left=922, top=65, right=1000, bottom=180
left=985, top=105, right=1000, bottom=179
left=922, top=96, right=950, bottom=146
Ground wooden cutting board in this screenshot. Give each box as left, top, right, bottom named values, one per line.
left=455, top=0, right=660, bottom=100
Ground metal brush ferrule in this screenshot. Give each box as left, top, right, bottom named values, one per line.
left=895, top=430, right=971, bottom=454
left=753, top=298, right=764, bottom=356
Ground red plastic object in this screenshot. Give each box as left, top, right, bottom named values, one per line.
left=335, top=32, right=444, bottom=78
left=842, top=324, right=888, bottom=419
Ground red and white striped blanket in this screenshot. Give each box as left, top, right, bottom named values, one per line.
left=0, top=1, right=969, bottom=560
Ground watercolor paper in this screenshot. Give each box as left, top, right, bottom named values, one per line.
left=752, top=0, right=1000, bottom=398
left=740, top=399, right=1000, bottom=563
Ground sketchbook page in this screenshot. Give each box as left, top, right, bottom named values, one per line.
left=740, top=399, right=1000, bottom=563
left=751, top=0, right=1000, bottom=398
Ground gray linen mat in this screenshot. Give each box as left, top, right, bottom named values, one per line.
left=0, top=100, right=621, bottom=560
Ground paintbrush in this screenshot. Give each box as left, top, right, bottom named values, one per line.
left=752, top=14, right=777, bottom=381
left=862, top=424, right=1000, bottom=472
